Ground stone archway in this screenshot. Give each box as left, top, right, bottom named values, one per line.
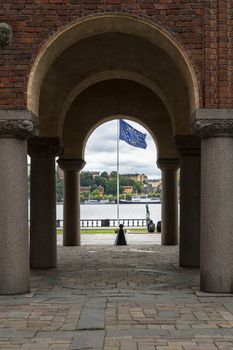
left=1, top=14, right=204, bottom=295
left=27, top=15, right=201, bottom=295
left=28, top=14, right=201, bottom=113
left=59, top=78, right=180, bottom=249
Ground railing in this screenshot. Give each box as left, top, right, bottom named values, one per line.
left=56, top=219, right=147, bottom=228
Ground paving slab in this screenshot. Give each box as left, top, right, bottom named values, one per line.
left=0, top=237, right=233, bottom=349
left=70, top=330, right=105, bottom=350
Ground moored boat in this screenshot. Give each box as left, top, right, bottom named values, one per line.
left=119, top=196, right=161, bottom=204
left=83, top=199, right=110, bottom=204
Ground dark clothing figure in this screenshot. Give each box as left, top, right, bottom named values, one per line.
left=115, top=224, right=127, bottom=245
left=146, top=204, right=155, bottom=232
left=147, top=219, right=155, bottom=232
left=157, top=221, right=161, bottom=232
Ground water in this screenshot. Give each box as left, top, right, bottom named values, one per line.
left=56, top=203, right=161, bottom=222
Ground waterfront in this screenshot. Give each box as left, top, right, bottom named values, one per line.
left=56, top=203, right=161, bottom=222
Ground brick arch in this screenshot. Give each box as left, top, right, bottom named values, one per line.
left=28, top=13, right=200, bottom=119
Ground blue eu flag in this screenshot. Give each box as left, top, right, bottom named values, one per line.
left=119, top=120, right=147, bottom=149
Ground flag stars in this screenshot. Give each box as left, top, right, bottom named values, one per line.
left=119, top=120, right=147, bottom=150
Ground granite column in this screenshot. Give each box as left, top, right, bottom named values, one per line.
left=192, top=109, right=233, bottom=293
left=28, top=137, right=63, bottom=269
left=57, top=159, right=85, bottom=246
left=176, top=136, right=201, bottom=267
left=0, top=111, right=37, bottom=294
left=157, top=158, right=179, bottom=245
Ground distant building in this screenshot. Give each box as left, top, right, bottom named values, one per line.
left=148, top=179, right=160, bottom=187
left=143, top=184, right=153, bottom=194
left=80, top=186, right=91, bottom=193
left=98, top=185, right=105, bottom=195
left=123, top=186, right=133, bottom=193
left=122, top=173, right=147, bottom=183
left=147, top=179, right=162, bottom=192
left=91, top=171, right=100, bottom=178
left=80, top=185, right=104, bottom=195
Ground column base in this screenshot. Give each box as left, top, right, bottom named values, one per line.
left=200, top=276, right=233, bottom=294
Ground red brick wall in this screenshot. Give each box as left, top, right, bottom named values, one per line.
left=0, top=0, right=232, bottom=110
left=203, top=0, right=233, bottom=108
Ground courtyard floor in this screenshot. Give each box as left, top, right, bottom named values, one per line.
left=1, top=234, right=233, bottom=349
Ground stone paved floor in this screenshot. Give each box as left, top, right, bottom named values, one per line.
left=1, top=235, right=233, bottom=349
left=57, top=233, right=161, bottom=246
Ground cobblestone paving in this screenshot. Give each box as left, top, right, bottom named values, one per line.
left=1, top=242, right=233, bottom=349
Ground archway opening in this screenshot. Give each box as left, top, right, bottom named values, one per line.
left=78, top=118, right=161, bottom=245
left=28, top=14, right=198, bottom=277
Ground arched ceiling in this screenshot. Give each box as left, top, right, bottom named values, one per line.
left=62, top=79, right=178, bottom=159
left=28, top=14, right=201, bottom=161
left=39, top=32, right=192, bottom=137
left=28, top=15, right=200, bottom=121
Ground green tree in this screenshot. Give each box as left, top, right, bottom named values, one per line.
left=100, top=171, right=109, bottom=179
left=110, top=171, right=117, bottom=179
left=94, top=176, right=107, bottom=188
left=134, top=181, right=143, bottom=193
left=80, top=172, right=94, bottom=186
left=91, top=188, right=100, bottom=199
left=91, top=184, right=98, bottom=192
left=125, top=193, right=132, bottom=201
left=119, top=175, right=134, bottom=187
left=81, top=192, right=89, bottom=200
left=105, top=179, right=117, bottom=195
left=56, top=177, right=64, bottom=203
left=106, top=194, right=114, bottom=202
left=80, top=193, right=84, bottom=203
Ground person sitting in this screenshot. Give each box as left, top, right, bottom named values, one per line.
left=147, top=219, right=155, bottom=233
left=156, top=221, right=161, bottom=232
left=114, top=224, right=127, bottom=245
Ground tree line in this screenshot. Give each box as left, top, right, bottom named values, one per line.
left=80, top=171, right=143, bottom=195
left=56, top=171, right=160, bottom=203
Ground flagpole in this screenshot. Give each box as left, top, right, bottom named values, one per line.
left=117, top=119, right=120, bottom=227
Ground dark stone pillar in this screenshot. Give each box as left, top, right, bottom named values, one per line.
left=0, top=111, right=38, bottom=294
left=28, top=137, right=63, bottom=269
left=157, top=158, right=179, bottom=245
left=176, top=135, right=201, bottom=267
left=57, top=158, right=86, bottom=246
left=192, top=109, right=233, bottom=293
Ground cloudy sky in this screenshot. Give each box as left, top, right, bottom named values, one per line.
left=83, top=119, right=161, bottom=179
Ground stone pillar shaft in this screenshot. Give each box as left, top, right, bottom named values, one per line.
left=176, top=136, right=201, bottom=267
left=200, top=137, right=233, bottom=292
left=63, top=171, right=80, bottom=246
left=157, top=159, right=179, bottom=245
left=0, top=111, right=37, bottom=294
left=192, top=109, right=233, bottom=293
left=57, top=159, right=85, bottom=246
left=29, top=137, right=62, bottom=269
left=0, top=139, right=29, bottom=294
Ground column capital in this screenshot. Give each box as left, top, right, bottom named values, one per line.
left=57, top=158, right=86, bottom=172
left=191, top=109, right=233, bottom=138
left=28, top=137, right=63, bottom=157
left=0, top=110, right=38, bottom=139
left=157, top=158, right=179, bottom=171
left=175, top=135, right=201, bottom=156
